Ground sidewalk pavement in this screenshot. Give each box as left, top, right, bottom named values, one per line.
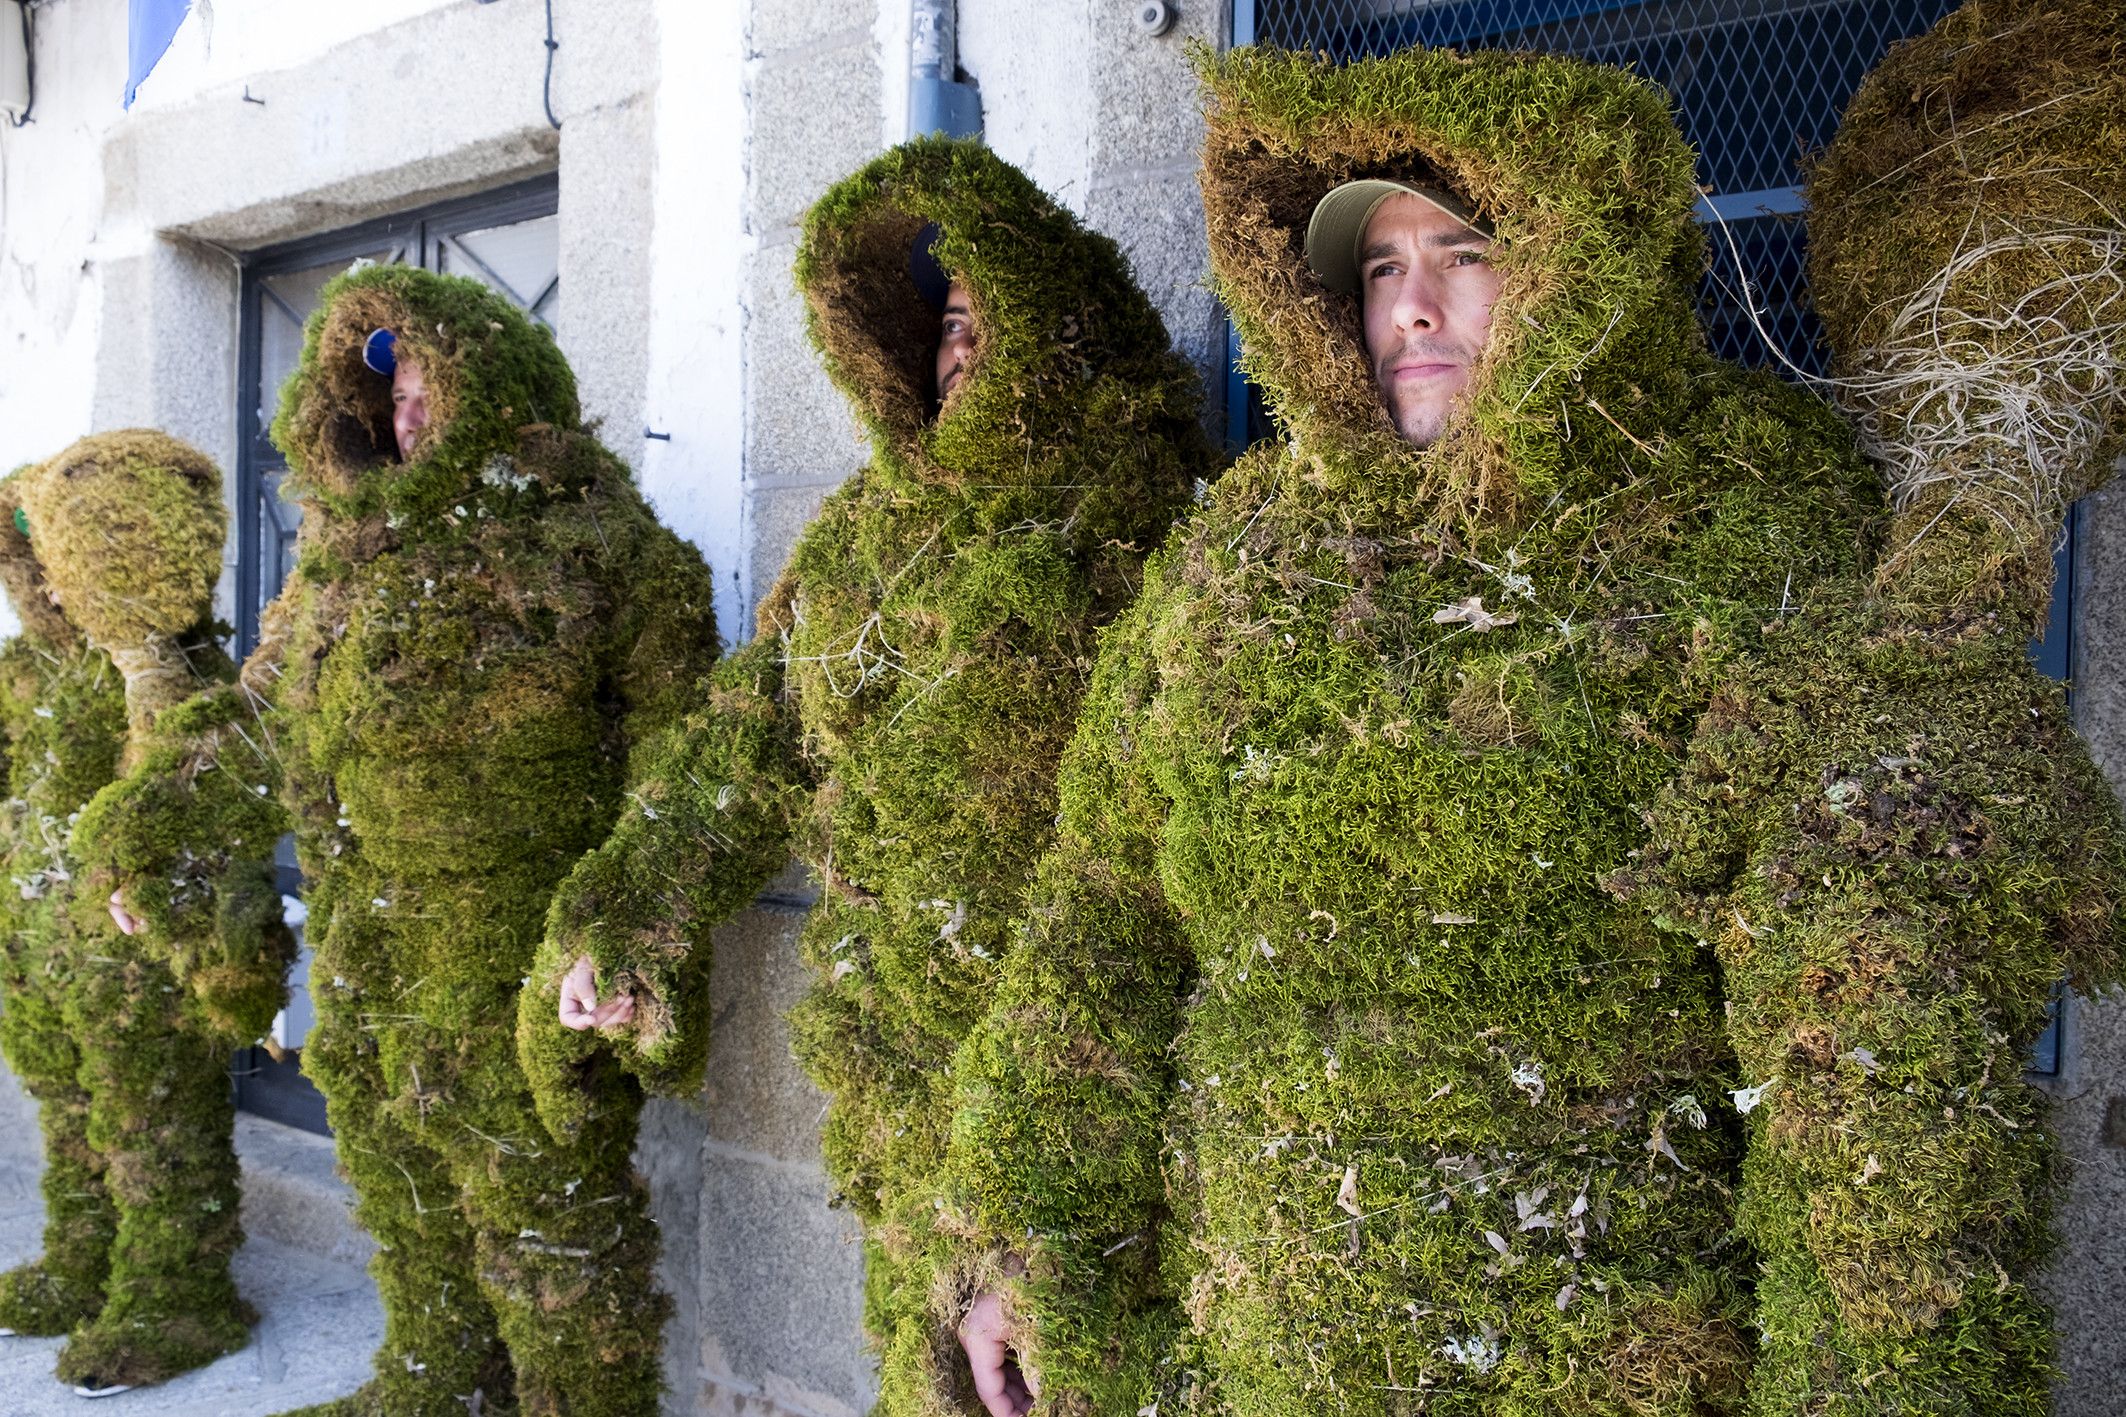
left=0, top=1123, right=380, bottom=1415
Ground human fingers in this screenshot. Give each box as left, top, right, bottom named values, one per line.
left=107, top=890, right=141, bottom=936
left=558, top=954, right=601, bottom=1031
left=960, top=1294, right=1030, bottom=1417
left=590, top=993, right=635, bottom=1030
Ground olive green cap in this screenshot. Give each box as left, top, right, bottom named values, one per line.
left=1304, top=179, right=1492, bottom=296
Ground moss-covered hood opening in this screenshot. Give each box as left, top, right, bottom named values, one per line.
left=794, top=137, right=1206, bottom=489
left=18, top=431, right=223, bottom=651
left=272, top=264, right=584, bottom=528
left=0, top=466, right=77, bottom=649
left=1198, top=44, right=1712, bottom=519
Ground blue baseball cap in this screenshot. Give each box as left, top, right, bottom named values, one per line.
left=908, top=225, right=951, bottom=311
left=362, top=327, right=398, bottom=377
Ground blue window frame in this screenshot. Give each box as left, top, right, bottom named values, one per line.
left=1228, top=0, right=2075, bottom=1074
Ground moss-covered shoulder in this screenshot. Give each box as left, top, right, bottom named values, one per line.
left=1807, top=0, right=2126, bottom=620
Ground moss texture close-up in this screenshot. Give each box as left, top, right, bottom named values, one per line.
left=1622, top=3, right=2126, bottom=1411
left=0, top=433, right=279, bottom=1390
left=941, top=44, right=1890, bottom=1416
left=1805, top=0, right=2126, bottom=625
left=73, top=265, right=723, bottom=1417
left=510, top=137, right=1216, bottom=1415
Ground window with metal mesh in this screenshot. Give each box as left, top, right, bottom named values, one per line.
left=1227, top=0, right=2073, bottom=1074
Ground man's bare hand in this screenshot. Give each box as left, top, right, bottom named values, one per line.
left=557, top=953, right=635, bottom=1032
left=959, top=1291, right=1034, bottom=1417
left=108, top=890, right=143, bottom=936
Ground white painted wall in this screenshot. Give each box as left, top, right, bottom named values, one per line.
left=641, top=0, right=750, bottom=643
left=0, top=0, right=130, bottom=480
left=957, top=1, right=1094, bottom=212
left=126, top=0, right=463, bottom=111
left=0, top=0, right=501, bottom=472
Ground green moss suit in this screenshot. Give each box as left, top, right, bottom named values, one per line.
left=1628, top=4, right=2126, bottom=1411
left=76, top=269, right=723, bottom=1417
left=0, top=435, right=276, bottom=1389
left=943, top=48, right=1891, bottom=1416
left=511, top=139, right=1215, bottom=1414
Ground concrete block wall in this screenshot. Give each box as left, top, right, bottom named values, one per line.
left=1082, top=0, right=1228, bottom=390
left=738, top=0, right=886, bottom=623
left=2044, top=478, right=2126, bottom=1416
left=696, top=905, right=871, bottom=1416
left=685, top=3, right=884, bottom=1413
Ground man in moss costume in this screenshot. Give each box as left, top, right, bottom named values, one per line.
left=512, top=138, right=1214, bottom=1413
left=77, top=265, right=723, bottom=1417
left=1629, top=2, right=2126, bottom=1410
left=942, top=46, right=1897, bottom=1416
left=949, top=21, right=2126, bottom=1415
left=0, top=432, right=288, bottom=1393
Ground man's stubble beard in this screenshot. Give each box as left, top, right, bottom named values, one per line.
left=1375, top=334, right=1473, bottom=451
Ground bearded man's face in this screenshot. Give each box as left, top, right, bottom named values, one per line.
left=1358, top=193, right=1501, bottom=448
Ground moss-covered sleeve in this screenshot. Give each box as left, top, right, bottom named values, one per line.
left=1631, top=600, right=2126, bottom=1413
left=518, top=619, right=808, bottom=1139
left=605, top=514, right=726, bottom=766
left=942, top=574, right=1193, bottom=1409
left=70, top=680, right=295, bottom=1041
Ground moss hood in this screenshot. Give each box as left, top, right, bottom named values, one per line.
left=272, top=263, right=583, bottom=528
left=15, top=430, right=228, bottom=752
left=793, top=136, right=1206, bottom=491
left=1807, top=0, right=2126, bottom=620
left=1199, top=43, right=1718, bottom=520
left=18, top=431, right=223, bottom=652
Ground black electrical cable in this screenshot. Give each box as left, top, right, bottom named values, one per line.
left=473, top=0, right=557, bottom=131
left=542, top=0, right=559, bottom=130
left=10, top=1, right=33, bottom=128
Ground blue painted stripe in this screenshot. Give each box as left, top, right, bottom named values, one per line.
left=1694, top=186, right=1807, bottom=223
left=124, top=0, right=191, bottom=109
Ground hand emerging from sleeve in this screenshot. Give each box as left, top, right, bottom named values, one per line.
left=558, top=953, right=635, bottom=1033
left=960, top=1291, right=1036, bottom=1417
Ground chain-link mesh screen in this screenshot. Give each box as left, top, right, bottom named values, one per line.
left=1254, top=1, right=1958, bottom=199
left=1230, top=0, right=1960, bottom=434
